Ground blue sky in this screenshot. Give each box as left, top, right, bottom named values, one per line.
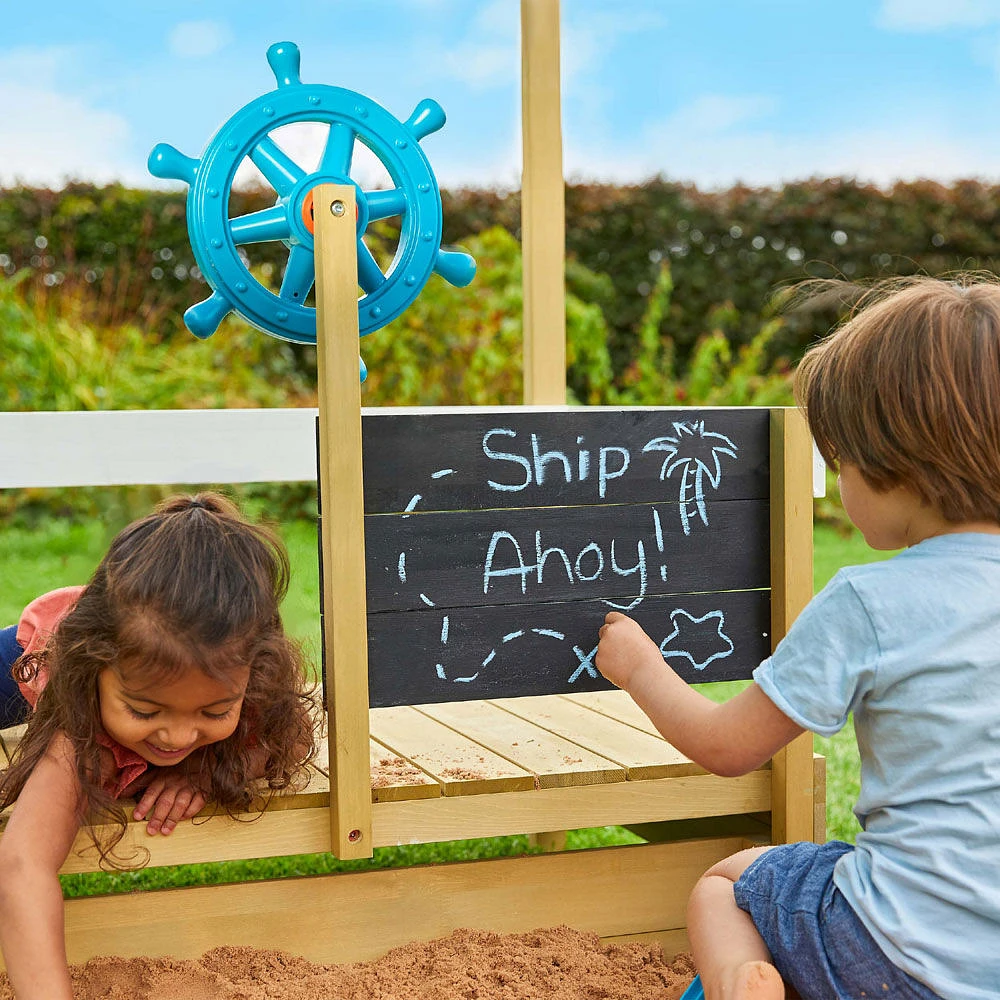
left=4, top=0, right=1000, bottom=192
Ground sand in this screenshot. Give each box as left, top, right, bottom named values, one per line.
left=0, top=926, right=699, bottom=1000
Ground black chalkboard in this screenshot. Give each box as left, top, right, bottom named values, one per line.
left=323, top=407, right=774, bottom=707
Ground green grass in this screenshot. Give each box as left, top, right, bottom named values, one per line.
left=1, top=509, right=889, bottom=894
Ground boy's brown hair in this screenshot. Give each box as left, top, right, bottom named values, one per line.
left=794, top=275, right=1000, bottom=524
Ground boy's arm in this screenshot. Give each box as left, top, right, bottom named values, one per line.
left=596, top=612, right=805, bottom=776
left=0, top=733, right=83, bottom=1000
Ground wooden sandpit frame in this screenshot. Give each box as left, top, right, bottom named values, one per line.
left=0, top=0, right=824, bottom=969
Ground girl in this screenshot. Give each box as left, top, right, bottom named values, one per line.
left=0, top=492, right=317, bottom=1000
left=596, top=276, right=1000, bottom=999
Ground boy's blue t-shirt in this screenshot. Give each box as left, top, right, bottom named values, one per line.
left=754, top=532, right=1000, bottom=1000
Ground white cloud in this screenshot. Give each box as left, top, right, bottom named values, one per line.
left=876, top=0, right=1000, bottom=31
left=665, top=94, right=776, bottom=134
left=0, top=46, right=134, bottom=187
left=564, top=110, right=1000, bottom=188
left=167, top=20, right=233, bottom=59
left=560, top=7, right=666, bottom=90
left=439, top=42, right=517, bottom=89
left=429, top=0, right=518, bottom=89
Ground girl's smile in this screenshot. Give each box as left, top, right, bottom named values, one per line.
left=97, top=663, right=251, bottom=766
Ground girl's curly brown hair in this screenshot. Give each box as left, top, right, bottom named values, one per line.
left=0, top=492, right=317, bottom=869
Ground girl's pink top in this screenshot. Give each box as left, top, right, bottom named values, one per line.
left=15, top=586, right=149, bottom=798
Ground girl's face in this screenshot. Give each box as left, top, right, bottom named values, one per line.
left=97, top=662, right=250, bottom=766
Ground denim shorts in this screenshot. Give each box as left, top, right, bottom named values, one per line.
left=734, top=840, right=942, bottom=1000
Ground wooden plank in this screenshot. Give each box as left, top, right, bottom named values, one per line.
left=369, top=739, right=441, bottom=803
left=366, top=498, right=769, bottom=612
left=360, top=407, right=770, bottom=513
left=0, top=406, right=770, bottom=500
left=416, top=700, right=625, bottom=788
left=0, top=408, right=320, bottom=488
left=768, top=407, right=817, bottom=844
left=372, top=772, right=771, bottom=846
left=368, top=706, right=537, bottom=795
left=48, top=840, right=745, bottom=967
left=490, top=696, right=704, bottom=779
left=310, top=730, right=329, bottom=777
left=368, top=589, right=772, bottom=707
left=48, top=769, right=770, bottom=876
left=57, top=807, right=332, bottom=874
left=563, top=689, right=665, bottom=737
left=314, top=183, right=373, bottom=859
left=520, top=0, right=566, bottom=405
left=0, top=724, right=26, bottom=764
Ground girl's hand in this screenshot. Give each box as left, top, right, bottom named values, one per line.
left=596, top=612, right=664, bottom=692
left=133, top=770, right=207, bottom=835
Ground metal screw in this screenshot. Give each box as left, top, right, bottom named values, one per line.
left=331, top=200, right=346, bottom=217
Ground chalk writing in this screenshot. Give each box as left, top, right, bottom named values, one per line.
left=482, top=530, right=647, bottom=609
left=483, top=428, right=630, bottom=498
left=391, top=417, right=745, bottom=690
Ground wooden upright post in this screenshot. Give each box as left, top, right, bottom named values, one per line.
left=520, top=0, right=566, bottom=404
left=768, top=407, right=817, bottom=844
left=313, top=183, right=373, bottom=859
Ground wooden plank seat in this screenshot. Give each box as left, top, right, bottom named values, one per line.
left=2, top=689, right=802, bottom=877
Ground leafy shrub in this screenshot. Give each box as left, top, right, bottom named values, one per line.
left=359, top=226, right=615, bottom=406
left=608, top=263, right=794, bottom=407
left=6, top=176, right=999, bottom=379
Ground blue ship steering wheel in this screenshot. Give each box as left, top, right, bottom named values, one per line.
left=148, top=41, right=475, bottom=375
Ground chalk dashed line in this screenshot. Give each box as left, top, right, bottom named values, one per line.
left=402, top=493, right=421, bottom=518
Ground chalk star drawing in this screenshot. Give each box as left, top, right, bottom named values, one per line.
left=658, top=608, right=734, bottom=671
left=642, top=421, right=738, bottom=535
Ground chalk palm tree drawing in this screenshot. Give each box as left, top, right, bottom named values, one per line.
left=643, top=421, right=738, bottom=534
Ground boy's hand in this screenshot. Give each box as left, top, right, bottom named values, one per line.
left=596, top=612, right=664, bottom=692
left=133, top=770, right=206, bottom=836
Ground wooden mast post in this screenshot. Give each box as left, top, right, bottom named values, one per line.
left=769, top=407, right=817, bottom=844
left=313, top=182, right=373, bottom=859
left=520, top=0, right=566, bottom=406
left=521, top=0, right=568, bottom=852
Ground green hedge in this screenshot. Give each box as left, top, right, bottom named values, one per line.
left=4, top=177, right=999, bottom=369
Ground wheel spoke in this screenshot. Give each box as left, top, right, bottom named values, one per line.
left=366, top=188, right=407, bottom=222
left=318, top=122, right=355, bottom=177
left=229, top=205, right=292, bottom=245
left=279, top=244, right=316, bottom=302
left=357, top=240, right=387, bottom=294
left=250, top=136, right=306, bottom=197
